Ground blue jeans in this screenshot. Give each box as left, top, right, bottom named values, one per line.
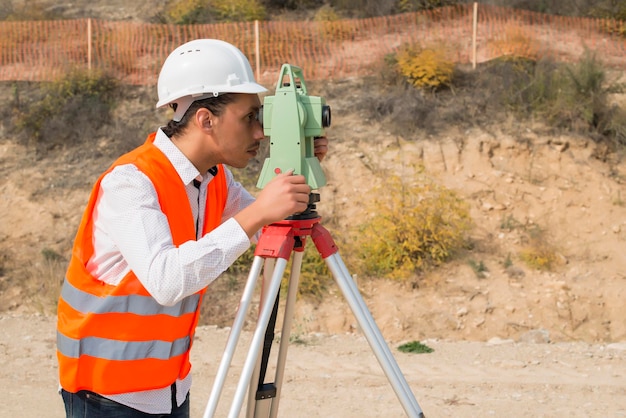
left=61, top=387, right=190, bottom=418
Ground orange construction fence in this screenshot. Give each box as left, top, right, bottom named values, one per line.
left=0, top=3, right=624, bottom=87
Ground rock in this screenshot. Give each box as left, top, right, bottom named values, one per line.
left=518, top=329, right=550, bottom=344
left=607, top=342, right=626, bottom=351
left=487, top=337, right=514, bottom=345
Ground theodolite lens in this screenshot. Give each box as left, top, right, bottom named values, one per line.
left=322, top=105, right=331, bottom=128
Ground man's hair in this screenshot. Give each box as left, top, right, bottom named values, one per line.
left=161, top=93, right=237, bottom=138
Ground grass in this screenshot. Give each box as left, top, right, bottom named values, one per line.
left=397, top=340, right=434, bottom=354
left=468, top=259, right=488, bottom=279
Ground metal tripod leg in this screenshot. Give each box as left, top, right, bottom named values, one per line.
left=203, top=256, right=290, bottom=418
left=228, top=257, right=288, bottom=417
left=270, top=250, right=303, bottom=416
left=312, top=223, right=424, bottom=418
left=203, top=256, right=266, bottom=418
left=246, top=250, right=304, bottom=418
left=245, top=258, right=277, bottom=418
left=204, top=221, right=298, bottom=418
left=324, top=252, right=424, bottom=418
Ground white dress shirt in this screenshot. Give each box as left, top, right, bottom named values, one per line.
left=85, top=129, right=255, bottom=414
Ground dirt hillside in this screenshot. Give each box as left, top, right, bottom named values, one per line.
left=2, top=76, right=626, bottom=344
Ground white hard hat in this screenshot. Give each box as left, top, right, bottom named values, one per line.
left=156, top=39, right=267, bottom=121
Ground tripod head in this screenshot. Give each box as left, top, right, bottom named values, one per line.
left=285, top=192, right=320, bottom=221
left=256, top=64, right=331, bottom=191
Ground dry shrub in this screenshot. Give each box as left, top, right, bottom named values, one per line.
left=161, top=0, right=211, bottom=24
left=488, top=23, right=542, bottom=61
left=506, top=50, right=626, bottom=145
left=212, top=0, right=267, bottom=22
left=27, top=250, right=67, bottom=315
left=395, top=44, right=454, bottom=91
left=161, top=0, right=266, bottom=24
left=598, top=18, right=626, bottom=37
left=519, top=246, right=557, bottom=271
left=518, top=225, right=558, bottom=271
left=314, top=5, right=356, bottom=41
left=354, top=172, right=472, bottom=281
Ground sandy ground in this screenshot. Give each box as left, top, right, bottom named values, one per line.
left=1, top=314, right=625, bottom=418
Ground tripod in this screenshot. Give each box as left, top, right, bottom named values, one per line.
left=203, top=196, right=425, bottom=418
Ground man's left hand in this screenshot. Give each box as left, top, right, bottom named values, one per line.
left=314, top=136, right=329, bottom=162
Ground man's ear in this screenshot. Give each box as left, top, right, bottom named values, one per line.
left=196, top=108, right=213, bottom=131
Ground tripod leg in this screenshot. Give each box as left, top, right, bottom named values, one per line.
left=311, top=223, right=424, bottom=417
left=247, top=259, right=277, bottom=418
left=203, top=256, right=265, bottom=418
left=247, top=250, right=304, bottom=418
left=268, top=249, right=304, bottom=418
left=228, top=257, right=289, bottom=418
left=324, top=252, right=425, bottom=418
left=325, top=252, right=424, bottom=418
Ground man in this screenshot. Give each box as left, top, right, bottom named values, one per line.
left=56, top=39, right=329, bottom=417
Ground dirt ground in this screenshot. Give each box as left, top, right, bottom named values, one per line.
left=1, top=314, right=625, bottom=418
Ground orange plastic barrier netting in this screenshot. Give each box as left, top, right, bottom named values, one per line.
left=0, top=4, right=623, bottom=86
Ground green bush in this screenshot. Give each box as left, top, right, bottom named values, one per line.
left=507, top=50, right=626, bottom=146
left=0, top=1, right=61, bottom=21
left=161, top=0, right=212, bottom=24
left=396, top=0, right=459, bottom=13
left=14, top=69, right=119, bottom=153
left=262, top=0, right=319, bottom=10
left=329, top=0, right=396, bottom=18
left=354, top=173, right=472, bottom=280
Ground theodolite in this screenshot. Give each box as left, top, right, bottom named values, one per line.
left=256, top=63, right=331, bottom=191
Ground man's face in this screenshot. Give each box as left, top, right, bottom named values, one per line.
left=210, top=93, right=265, bottom=169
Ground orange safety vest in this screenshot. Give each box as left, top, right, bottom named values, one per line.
left=57, top=133, right=228, bottom=394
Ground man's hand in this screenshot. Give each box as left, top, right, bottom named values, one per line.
left=314, top=136, right=329, bottom=162
left=235, top=170, right=311, bottom=238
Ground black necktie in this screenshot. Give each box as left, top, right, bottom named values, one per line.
left=193, top=179, right=201, bottom=235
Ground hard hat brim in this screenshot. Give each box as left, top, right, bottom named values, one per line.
left=156, top=82, right=267, bottom=109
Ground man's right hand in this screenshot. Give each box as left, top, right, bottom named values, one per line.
left=234, top=170, right=311, bottom=238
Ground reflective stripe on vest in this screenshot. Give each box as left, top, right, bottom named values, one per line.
left=57, top=332, right=190, bottom=361
left=57, top=132, right=228, bottom=394
left=59, top=278, right=200, bottom=317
